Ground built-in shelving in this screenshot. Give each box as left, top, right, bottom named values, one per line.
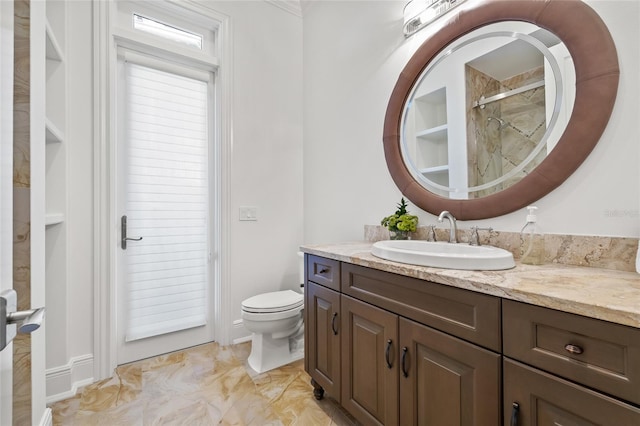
left=45, top=213, right=65, bottom=227
left=45, top=118, right=64, bottom=144
left=45, top=21, right=64, bottom=62
left=420, top=165, right=450, bottom=175
left=44, top=4, right=67, bottom=227
left=44, top=0, right=68, bottom=372
left=406, top=87, right=451, bottom=193
left=416, top=124, right=448, bottom=140
left=411, top=87, right=450, bottom=187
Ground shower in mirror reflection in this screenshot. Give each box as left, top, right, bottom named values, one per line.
left=487, top=116, right=509, bottom=131
left=466, top=62, right=548, bottom=198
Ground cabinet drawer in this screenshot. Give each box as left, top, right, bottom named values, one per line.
left=341, top=263, right=501, bottom=351
left=306, top=255, right=341, bottom=291
left=504, top=358, right=640, bottom=425
left=503, top=300, right=640, bottom=405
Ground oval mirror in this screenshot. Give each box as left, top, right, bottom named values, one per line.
left=402, top=23, right=570, bottom=199
left=384, top=0, right=619, bottom=220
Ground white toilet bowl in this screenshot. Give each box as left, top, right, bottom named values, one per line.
left=241, top=289, right=304, bottom=373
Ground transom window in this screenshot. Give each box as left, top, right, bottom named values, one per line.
left=133, top=14, right=203, bottom=50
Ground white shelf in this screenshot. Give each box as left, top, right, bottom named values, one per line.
left=45, top=21, right=64, bottom=61
left=420, top=165, right=450, bottom=175
left=45, top=212, right=65, bottom=227
left=416, top=124, right=448, bottom=140
left=415, top=86, right=447, bottom=104
left=45, top=118, right=65, bottom=144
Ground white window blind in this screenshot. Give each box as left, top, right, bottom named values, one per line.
left=124, top=61, right=209, bottom=342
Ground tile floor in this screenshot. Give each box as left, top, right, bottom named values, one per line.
left=50, top=342, right=356, bottom=425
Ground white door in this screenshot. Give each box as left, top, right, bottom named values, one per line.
left=116, top=52, right=215, bottom=364
left=0, top=0, right=13, bottom=422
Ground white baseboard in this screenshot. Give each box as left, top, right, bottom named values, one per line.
left=46, top=354, right=94, bottom=404
left=38, top=407, right=52, bottom=426
left=231, top=319, right=252, bottom=344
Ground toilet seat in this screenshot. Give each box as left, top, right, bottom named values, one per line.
left=242, top=290, right=303, bottom=314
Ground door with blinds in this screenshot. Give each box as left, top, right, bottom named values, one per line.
left=116, top=52, right=215, bottom=364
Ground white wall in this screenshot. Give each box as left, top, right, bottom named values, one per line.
left=215, top=0, right=304, bottom=341
left=47, top=0, right=303, bottom=398
left=303, top=0, right=640, bottom=243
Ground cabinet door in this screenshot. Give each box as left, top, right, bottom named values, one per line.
left=504, top=358, right=640, bottom=426
left=399, top=317, right=501, bottom=426
left=305, top=282, right=341, bottom=400
left=341, top=295, right=399, bottom=426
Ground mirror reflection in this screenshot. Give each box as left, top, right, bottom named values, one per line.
left=401, top=22, right=575, bottom=199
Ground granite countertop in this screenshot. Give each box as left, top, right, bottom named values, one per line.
left=300, top=242, right=640, bottom=329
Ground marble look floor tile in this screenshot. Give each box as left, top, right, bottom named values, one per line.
left=50, top=342, right=356, bottom=426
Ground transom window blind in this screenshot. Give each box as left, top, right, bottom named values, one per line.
left=123, top=61, right=209, bottom=342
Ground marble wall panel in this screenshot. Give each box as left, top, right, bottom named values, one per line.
left=13, top=0, right=32, bottom=424
left=365, top=225, right=639, bottom=272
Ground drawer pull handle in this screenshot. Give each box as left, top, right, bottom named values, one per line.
left=564, top=344, right=583, bottom=355
left=401, top=347, right=409, bottom=378
left=510, top=402, right=520, bottom=426
left=318, top=268, right=329, bottom=274
left=385, top=339, right=393, bottom=369
left=331, top=312, right=339, bottom=335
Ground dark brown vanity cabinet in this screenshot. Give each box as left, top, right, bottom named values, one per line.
left=502, top=300, right=640, bottom=425
left=305, top=255, right=502, bottom=425
left=305, top=281, right=341, bottom=401
left=305, top=255, right=342, bottom=400
left=305, top=255, right=640, bottom=425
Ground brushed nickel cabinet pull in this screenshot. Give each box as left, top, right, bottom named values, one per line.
left=564, top=343, right=583, bottom=355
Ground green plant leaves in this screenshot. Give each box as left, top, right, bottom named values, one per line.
left=382, top=198, right=418, bottom=233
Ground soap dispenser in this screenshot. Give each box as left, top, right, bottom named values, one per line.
left=520, top=206, right=545, bottom=265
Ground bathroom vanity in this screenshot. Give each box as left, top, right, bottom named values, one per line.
left=302, top=244, right=640, bottom=425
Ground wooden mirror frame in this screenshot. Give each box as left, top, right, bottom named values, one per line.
left=383, top=0, right=619, bottom=220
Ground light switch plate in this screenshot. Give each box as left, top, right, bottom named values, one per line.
left=239, top=206, right=258, bottom=221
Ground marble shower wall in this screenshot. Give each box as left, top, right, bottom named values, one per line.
left=13, top=0, right=32, bottom=424
left=466, top=65, right=547, bottom=198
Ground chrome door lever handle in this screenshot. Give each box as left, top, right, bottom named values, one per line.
left=7, top=307, right=45, bottom=333
left=121, top=215, right=143, bottom=249
left=1, top=289, right=45, bottom=351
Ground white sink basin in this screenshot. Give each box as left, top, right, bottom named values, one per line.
left=371, top=240, right=515, bottom=271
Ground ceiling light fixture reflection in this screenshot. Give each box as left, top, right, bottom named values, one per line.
left=403, top=0, right=467, bottom=37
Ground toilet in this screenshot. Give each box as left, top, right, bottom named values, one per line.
left=241, top=254, right=305, bottom=373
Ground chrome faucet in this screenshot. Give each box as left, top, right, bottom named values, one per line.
left=426, top=225, right=437, bottom=242
left=438, top=211, right=458, bottom=243
left=469, top=226, right=493, bottom=246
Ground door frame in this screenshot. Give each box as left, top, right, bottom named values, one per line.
left=0, top=0, right=14, bottom=422
left=93, top=0, right=233, bottom=379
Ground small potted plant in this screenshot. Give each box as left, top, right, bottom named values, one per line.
left=381, top=198, right=418, bottom=240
